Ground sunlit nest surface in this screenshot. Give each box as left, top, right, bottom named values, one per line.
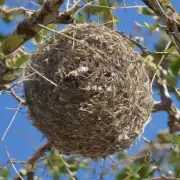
left=24, top=23, right=153, bottom=157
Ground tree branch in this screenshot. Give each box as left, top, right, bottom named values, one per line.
left=54, top=3, right=81, bottom=24
left=1, top=0, right=73, bottom=55
left=116, top=31, right=149, bottom=55
left=146, top=177, right=177, bottom=180
left=14, top=142, right=52, bottom=180
left=0, top=6, right=33, bottom=17
left=4, top=145, right=24, bottom=180
left=5, top=85, right=26, bottom=105
left=141, top=0, right=180, bottom=54
left=153, top=80, right=180, bottom=133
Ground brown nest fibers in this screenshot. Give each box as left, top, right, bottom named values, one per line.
left=24, top=23, right=153, bottom=157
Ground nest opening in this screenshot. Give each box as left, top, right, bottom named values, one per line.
left=24, top=23, right=153, bottom=157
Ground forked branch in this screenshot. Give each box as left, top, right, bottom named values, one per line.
left=142, top=0, right=180, bottom=54
left=14, top=142, right=52, bottom=180
left=153, top=80, right=180, bottom=133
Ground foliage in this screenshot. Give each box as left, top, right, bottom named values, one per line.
left=0, top=0, right=180, bottom=179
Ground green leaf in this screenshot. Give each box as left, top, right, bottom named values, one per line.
left=117, top=153, right=127, bottom=160
left=34, top=31, right=44, bottom=44
left=0, top=47, right=5, bottom=60
left=0, top=0, right=5, bottom=5
left=137, top=7, right=155, bottom=16
left=145, top=60, right=157, bottom=72
left=138, top=165, right=154, bottom=178
left=0, top=167, right=10, bottom=179
left=167, top=46, right=176, bottom=54
left=34, top=24, right=57, bottom=43
left=113, top=15, right=119, bottom=24
left=166, top=68, right=177, bottom=88
left=173, top=135, right=180, bottom=144
left=144, top=22, right=159, bottom=31
left=3, top=69, right=22, bottom=81
left=159, top=0, right=173, bottom=8
left=76, top=13, right=85, bottom=23
left=2, top=34, right=25, bottom=55
left=19, top=169, right=27, bottom=176
left=174, top=166, right=180, bottom=178
left=169, top=56, right=180, bottom=76
left=69, top=166, right=78, bottom=172
left=116, top=166, right=140, bottom=180
left=169, top=156, right=180, bottom=164
left=78, top=159, right=90, bottom=169
left=0, top=32, right=7, bottom=41
left=47, top=24, right=57, bottom=30
left=2, top=16, right=15, bottom=24
left=157, top=132, right=171, bottom=143
left=6, top=54, right=30, bottom=68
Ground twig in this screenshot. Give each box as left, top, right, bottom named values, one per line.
left=27, top=64, right=58, bottom=87
left=150, top=40, right=171, bottom=86
left=104, top=0, right=117, bottom=29
left=99, top=158, right=106, bottom=180
left=102, top=20, right=118, bottom=25
left=66, top=0, right=70, bottom=11
left=38, top=23, right=104, bottom=57
left=1, top=0, right=65, bottom=55
left=54, top=2, right=81, bottom=24
left=60, top=156, right=76, bottom=180
left=64, top=3, right=147, bottom=10
left=74, top=0, right=95, bottom=17
left=153, top=77, right=180, bottom=133
left=143, top=177, right=177, bottom=180
left=154, top=0, right=169, bottom=20
left=122, top=0, right=126, bottom=9
left=24, top=0, right=40, bottom=7
left=141, top=0, right=180, bottom=55
left=124, top=163, right=145, bottom=180
left=14, top=142, right=52, bottom=180
left=0, top=6, right=33, bottom=17
left=28, top=143, right=52, bottom=164
left=4, top=145, right=24, bottom=180
left=5, top=85, right=26, bottom=105
left=116, top=31, right=149, bottom=55
left=1, top=102, right=22, bottom=142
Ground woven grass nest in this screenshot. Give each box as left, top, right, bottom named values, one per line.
left=24, top=23, right=153, bottom=157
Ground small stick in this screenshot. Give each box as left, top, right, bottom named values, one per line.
left=1, top=102, right=22, bottom=142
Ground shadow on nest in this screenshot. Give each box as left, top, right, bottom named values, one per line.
left=24, top=23, right=153, bottom=157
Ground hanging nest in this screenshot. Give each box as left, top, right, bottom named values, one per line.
left=24, top=23, right=153, bottom=157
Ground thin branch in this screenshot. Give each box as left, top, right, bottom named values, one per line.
left=14, top=142, right=52, bottom=180
left=150, top=40, right=171, bottom=86
left=38, top=23, right=104, bottom=57
left=124, top=163, right=145, bottom=180
left=24, top=0, right=40, bottom=7
left=74, top=0, right=95, bottom=17
left=88, top=5, right=147, bottom=10
left=60, top=157, right=76, bottom=180
left=1, top=0, right=65, bottom=55
left=54, top=2, right=80, bottom=24
left=66, top=0, right=70, bottom=11
left=116, top=31, right=149, bottom=55
left=5, top=85, right=26, bottom=105
left=144, top=177, right=177, bottom=180
left=141, top=0, right=180, bottom=54
left=1, top=102, right=22, bottom=142
left=153, top=78, right=180, bottom=133
left=27, top=64, right=58, bottom=87
left=4, top=145, right=24, bottom=180
left=28, top=143, right=52, bottom=164
left=0, top=6, right=33, bottom=17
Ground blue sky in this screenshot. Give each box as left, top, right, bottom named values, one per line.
left=0, top=0, right=180, bottom=179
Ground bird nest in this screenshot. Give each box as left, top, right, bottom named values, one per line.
left=24, top=23, right=153, bottom=157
